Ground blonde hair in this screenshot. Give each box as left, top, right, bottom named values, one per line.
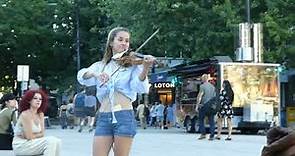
left=201, top=74, right=209, bottom=82
left=102, top=27, right=130, bottom=64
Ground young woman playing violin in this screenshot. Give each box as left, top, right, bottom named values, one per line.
left=77, top=27, right=156, bottom=156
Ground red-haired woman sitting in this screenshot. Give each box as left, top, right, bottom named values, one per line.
left=12, top=90, right=61, bottom=156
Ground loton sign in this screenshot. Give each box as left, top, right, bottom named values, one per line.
left=153, top=82, right=175, bottom=89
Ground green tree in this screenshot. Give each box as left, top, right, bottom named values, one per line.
left=261, top=0, right=295, bottom=67
left=101, top=0, right=244, bottom=60
left=0, top=0, right=294, bottom=93
left=0, top=0, right=111, bottom=93
left=103, top=0, right=294, bottom=66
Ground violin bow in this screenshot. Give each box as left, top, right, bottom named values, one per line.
left=99, top=29, right=159, bottom=88
left=134, top=28, right=159, bottom=54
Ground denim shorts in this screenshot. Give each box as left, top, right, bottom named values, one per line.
left=157, top=116, right=164, bottom=122
left=94, top=110, right=137, bottom=138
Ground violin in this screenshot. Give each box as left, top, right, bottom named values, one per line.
left=112, top=28, right=159, bottom=67
left=99, top=29, right=159, bottom=87
left=99, top=51, right=155, bottom=88
left=113, top=50, right=152, bottom=67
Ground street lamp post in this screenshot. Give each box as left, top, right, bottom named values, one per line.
left=75, top=0, right=81, bottom=91
left=246, top=0, right=251, bottom=23
left=75, top=0, right=80, bottom=71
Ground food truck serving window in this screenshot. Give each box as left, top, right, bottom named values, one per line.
left=221, top=63, right=279, bottom=108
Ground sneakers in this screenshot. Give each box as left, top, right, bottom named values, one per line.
left=198, top=135, right=215, bottom=140
left=198, top=135, right=206, bottom=140
left=214, top=136, right=232, bottom=141
left=215, top=136, right=221, bottom=140
left=225, top=137, right=232, bottom=141
left=78, top=126, right=83, bottom=133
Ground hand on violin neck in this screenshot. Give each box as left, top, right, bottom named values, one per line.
left=139, top=56, right=155, bottom=81
left=142, top=55, right=156, bottom=67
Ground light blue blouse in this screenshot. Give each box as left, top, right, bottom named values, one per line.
left=77, top=60, right=150, bottom=105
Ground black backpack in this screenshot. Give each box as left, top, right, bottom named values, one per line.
left=204, top=90, right=221, bottom=115
left=207, top=96, right=221, bottom=115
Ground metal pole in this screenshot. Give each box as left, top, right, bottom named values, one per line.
left=246, top=0, right=251, bottom=23
left=75, top=0, right=80, bottom=92
left=76, top=0, right=80, bottom=71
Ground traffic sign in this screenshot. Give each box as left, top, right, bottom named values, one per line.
left=17, top=65, right=29, bottom=81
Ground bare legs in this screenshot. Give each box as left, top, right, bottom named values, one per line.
left=216, top=117, right=222, bottom=138
left=216, top=117, right=232, bottom=139
left=93, top=136, right=113, bottom=156
left=78, top=117, right=86, bottom=132
left=227, top=118, right=232, bottom=139
left=93, top=136, right=133, bottom=156
left=113, top=136, right=133, bottom=156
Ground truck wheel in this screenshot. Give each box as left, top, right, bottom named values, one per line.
left=240, top=130, right=246, bottom=134
left=241, top=129, right=259, bottom=134
left=191, top=116, right=197, bottom=133
left=184, top=116, right=191, bottom=133
left=249, top=129, right=259, bottom=134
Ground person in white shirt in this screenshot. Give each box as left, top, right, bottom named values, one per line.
left=136, top=103, right=147, bottom=129
left=77, top=27, right=156, bottom=156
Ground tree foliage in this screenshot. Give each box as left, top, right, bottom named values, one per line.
left=0, top=0, right=110, bottom=93
left=0, top=0, right=294, bottom=93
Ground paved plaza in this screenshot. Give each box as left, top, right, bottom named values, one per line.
left=0, top=126, right=267, bottom=156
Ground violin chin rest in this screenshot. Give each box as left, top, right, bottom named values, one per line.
left=112, top=49, right=129, bottom=59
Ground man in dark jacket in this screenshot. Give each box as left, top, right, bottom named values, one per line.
left=261, top=126, right=295, bottom=156
left=195, top=74, right=216, bottom=140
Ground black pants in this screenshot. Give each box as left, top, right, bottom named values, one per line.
left=0, top=133, right=13, bottom=150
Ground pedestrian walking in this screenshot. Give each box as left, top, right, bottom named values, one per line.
left=163, top=104, right=168, bottom=129
left=149, top=102, right=157, bottom=127
left=12, top=90, right=61, bottom=156
left=84, top=94, right=97, bottom=132
left=66, top=98, right=76, bottom=129
left=59, top=102, right=68, bottom=129
left=0, top=93, right=18, bottom=150
left=216, top=80, right=234, bottom=141
left=155, top=101, right=165, bottom=129
left=77, top=27, right=155, bottom=156
left=166, top=104, right=174, bottom=128
left=144, top=104, right=150, bottom=125
left=73, top=89, right=87, bottom=132
left=136, top=103, right=147, bottom=129
left=84, top=85, right=97, bottom=132
left=195, top=74, right=216, bottom=140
